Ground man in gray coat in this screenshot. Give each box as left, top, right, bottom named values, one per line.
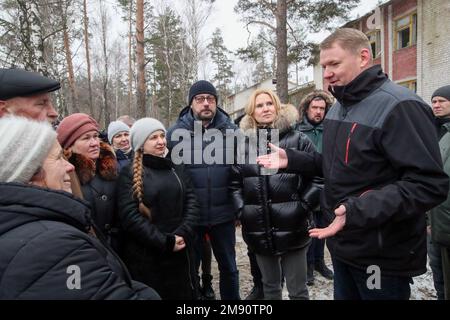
left=429, top=85, right=450, bottom=300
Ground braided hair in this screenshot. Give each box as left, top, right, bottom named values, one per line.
left=132, top=149, right=152, bottom=220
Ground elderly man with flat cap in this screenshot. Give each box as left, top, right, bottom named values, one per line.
left=0, top=68, right=60, bottom=123
left=0, top=68, right=84, bottom=198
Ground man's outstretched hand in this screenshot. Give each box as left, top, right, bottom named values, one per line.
left=256, top=143, right=288, bottom=169
left=309, top=205, right=347, bottom=239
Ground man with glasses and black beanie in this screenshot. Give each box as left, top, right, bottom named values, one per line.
left=167, top=80, right=240, bottom=300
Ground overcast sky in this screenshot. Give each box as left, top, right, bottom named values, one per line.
left=107, top=0, right=386, bottom=85
left=204, top=0, right=385, bottom=51
left=198, top=0, right=385, bottom=83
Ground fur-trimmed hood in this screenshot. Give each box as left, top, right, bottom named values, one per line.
left=67, top=142, right=118, bottom=185
left=298, top=90, right=334, bottom=121
left=239, top=103, right=299, bottom=135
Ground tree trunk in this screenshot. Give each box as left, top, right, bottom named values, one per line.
left=83, top=0, right=94, bottom=117
left=275, top=0, right=288, bottom=103
left=162, top=15, right=173, bottom=125
left=127, top=0, right=134, bottom=116
left=63, top=26, right=79, bottom=113
left=61, top=0, right=78, bottom=113
left=17, top=1, right=46, bottom=74
left=136, top=0, right=146, bottom=118
left=100, top=1, right=110, bottom=127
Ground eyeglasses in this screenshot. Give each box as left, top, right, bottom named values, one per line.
left=194, top=95, right=216, bottom=103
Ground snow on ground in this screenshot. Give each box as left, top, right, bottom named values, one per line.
left=210, top=226, right=437, bottom=300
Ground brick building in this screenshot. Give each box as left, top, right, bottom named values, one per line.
left=315, top=0, right=450, bottom=103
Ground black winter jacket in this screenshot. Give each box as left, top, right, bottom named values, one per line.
left=285, top=65, right=449, bottom=276
left=117, top=154, right=200, bottom=299
left=167, top=106, right=238, bottom=226
left=230, top=105, right=322, bottom=255
left=116, top=149, right=134, bottom=172
left=0, top=183, right=159, bottom=300
left=69, top=142, right=120, bottom=251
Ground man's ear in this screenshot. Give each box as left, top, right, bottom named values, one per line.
left=360, top=48, right=372, bottom=68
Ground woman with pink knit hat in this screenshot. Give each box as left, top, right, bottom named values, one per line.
left=57, top=113, right=121, bottom=252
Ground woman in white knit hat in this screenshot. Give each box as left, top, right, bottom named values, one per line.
left=0, top=116, right=159, bottom=300
left=116, top=117, right=200, bottom=300
left=107, top=120, right=133, bottom=171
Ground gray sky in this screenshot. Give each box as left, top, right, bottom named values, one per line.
left=199, top=0, right=385, bottom=84
left=107, top=0, right=386, bottom=85
left=205, top=0, right=384, bottom=51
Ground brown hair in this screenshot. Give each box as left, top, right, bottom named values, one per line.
left=299, top=90, right=334, bottom=118
left=245, top=89, right=282, bottom=128
left=132, top=149, right=152, bottom=220
left=320, top=28, right=372, bottom=57
left=63, top=148, right=84, bottom=199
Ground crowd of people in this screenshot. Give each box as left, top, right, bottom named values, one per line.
left=0, top=28, right=449, bottom=300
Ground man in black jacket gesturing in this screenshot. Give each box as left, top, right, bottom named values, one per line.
left=257, top=28, right=449, bottom=300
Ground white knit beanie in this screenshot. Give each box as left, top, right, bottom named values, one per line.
left=130, top=118, right=166, bottom=151
left=107, top=120, right=130, bottom=144
left=0, top=116, right=56, bottom=183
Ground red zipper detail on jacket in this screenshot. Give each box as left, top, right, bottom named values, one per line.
left=345, top=123, right=358, bottom=164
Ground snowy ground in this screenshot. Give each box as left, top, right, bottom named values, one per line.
left=210, top=226, right=437, bottom=300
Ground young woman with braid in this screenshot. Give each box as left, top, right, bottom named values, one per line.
left=116, top=118, right=200, bottom=300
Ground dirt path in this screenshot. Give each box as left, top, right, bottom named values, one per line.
left=209, top=226, right=437, bottom=300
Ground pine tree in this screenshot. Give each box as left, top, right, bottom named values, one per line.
left=237, top=29, right=274, bottom=85
left=148, top=7, right=193, bottom=126
left=235, top=0, right=361, bottom=102
left=209, top=28, right=234, bottom=102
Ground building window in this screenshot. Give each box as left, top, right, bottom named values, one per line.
left=394, top=13, right=417, bottom=50
left=367, top=31, right=381, bottom=58
left=398, top=80, right=417, bottom=93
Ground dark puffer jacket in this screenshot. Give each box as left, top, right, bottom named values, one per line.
left=69, top=142, right=120, bottom=251
left=230, top=105, right=322, bottom=256
left=116, top=149, right=134, bottom=172
left=0, top=183, right=160, bottom=300
left=167, top=106, right=238, bottom=226
left=117, top=154, right=200, bottom=299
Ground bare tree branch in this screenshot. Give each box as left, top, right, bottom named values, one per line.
left=246, top=20, right=276, bottom=32
left=286, top=20, right=302, bottom=47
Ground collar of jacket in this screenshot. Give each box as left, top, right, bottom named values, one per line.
left=69, top=141, right=118, bottom=185
left=436, top=117, right=450, bottom=128
left=329, top=64, right=388, bottom=107
left=0, top=182, right=93, bottom=233
left=142, top=153, right=173, bottom=170
left=116, top=148, right=133, bottom=160
left=442, top=121, right=450, bottom=132
left=298, top=116, right=323, bottom=131
left=177, top=105, right=235, bottom=132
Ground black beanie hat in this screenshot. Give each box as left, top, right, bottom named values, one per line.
left=188, top=80, right=218, bottom=105
left=432, top=85, right=450, bottom=101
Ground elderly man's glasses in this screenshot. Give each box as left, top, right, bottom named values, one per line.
left=194, top=95, right=215, bottom=103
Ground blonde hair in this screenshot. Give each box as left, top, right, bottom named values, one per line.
left=132, top=149, right=152, bottom=220
left=320, top=28, right=372, bottom=58
left=245, top=89, right=282, bottom=128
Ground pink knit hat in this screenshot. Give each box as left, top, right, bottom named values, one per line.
left=56, top=113, right=99, bottom=149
